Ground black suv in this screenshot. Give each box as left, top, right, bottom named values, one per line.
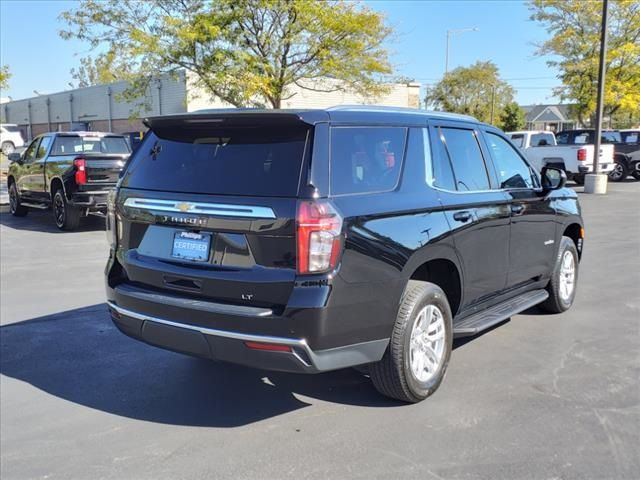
left=105, top=107, right=583, bottom=403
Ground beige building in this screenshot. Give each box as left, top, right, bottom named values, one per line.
left=1, top=71, right=420, bottom=141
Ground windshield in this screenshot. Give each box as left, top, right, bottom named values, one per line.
left=120, top=126, right=309, bottom=197
left=50, top=136, right=130, bottom=156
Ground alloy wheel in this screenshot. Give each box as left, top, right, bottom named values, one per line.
left=559, top=250, right=576, bottom=302
left=409, top=304, right=446, bottom=383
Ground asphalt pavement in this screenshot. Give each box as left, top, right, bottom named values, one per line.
left=1, top=182, right=639, bottom=480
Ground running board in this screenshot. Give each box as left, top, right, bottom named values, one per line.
left=20, top=201, right=49, bottom=210
left=453, top=289, right=549, bottom=338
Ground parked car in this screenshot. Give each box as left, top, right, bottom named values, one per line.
left=105, top=107, right=584, bottom=403
left=7, top=131, right=131, bottom=230
left=507, top=130, right=614, bottom=185
left=1, top=123, right=25, bottom=155
left=617, top=130, right=640, bottom=180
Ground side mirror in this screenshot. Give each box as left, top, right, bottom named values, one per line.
left=7, top=152, right=22, bottom=163
left=541, top=166, right=567, bottom=191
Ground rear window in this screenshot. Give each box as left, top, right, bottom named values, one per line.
left=530, top=133, right=555, bottom=146
left=330, top=126, right=407, bottom=195
left=51, top=136, right=130, bottom=155
left=2, top=125, right=21, bottom=133
left=121, top=127, right=309, bottom=197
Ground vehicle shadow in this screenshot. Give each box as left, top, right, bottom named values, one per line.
left=0, top=304, right=407, bottom=428
left=0, top=209, right=105, bottom=233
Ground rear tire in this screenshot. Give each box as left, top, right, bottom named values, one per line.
left=370, top=280, right=453, bottom=403
left=53, top=189, right=81, bottom=231
left=632, top=171, right=640, bottom=181
left=573, top=174, right=585, bottom=185
left=608, top=161, right=628, bottom=182
left=8, top=182, right=28, bottom=217
left=541, top=236, right=579, bottom=314
left=1, top=141, right=15, bottom=155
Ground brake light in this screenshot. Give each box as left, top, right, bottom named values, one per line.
left=577, top=148, right=587, bottom=161
left=74, top=157, right=87, bottom=184
left=296, top=200, right=343, bottom=274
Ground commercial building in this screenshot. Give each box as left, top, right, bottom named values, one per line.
left=0, top=71, right=421, bottom=141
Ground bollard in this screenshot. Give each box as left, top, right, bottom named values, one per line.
left=584, top=173, right=608, bottom=194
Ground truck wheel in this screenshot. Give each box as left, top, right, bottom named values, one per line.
left=1, top=141, right=15, bottom=155
left=370, top=280, right=453, bottom=403
left=632, top=171, right=640, bottom=181
left=53, top=189, right=81, bottom=231
left=541, top=236, right=579, bottom=314
left=8, top=182, right=28, bottom=217
left=573, top=174, right=585, bottom=185
left=608, top=161, right=628, bottom=182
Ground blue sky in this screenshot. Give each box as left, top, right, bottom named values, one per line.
left=0, top=0, right=560, bottom=105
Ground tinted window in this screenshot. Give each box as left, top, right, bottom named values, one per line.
left=530, top=133, right=555, bottom=147
left=36, top=136, right=51, bottom=159
left=51, top=136, right=130, bottom=155
left=122, top=127, right=308, bottom=197
left=23, top=139, right=39, bottom=163
left=330, top=127, right=406, bottom=195
left=440, top=127, right=490, bottom=191
left=621, top=131, right=639, bottom=144
left=3, top=125, right=21, bottom=133
left=556, top=132, right=569, bottom=144
left=574, top=133, right=590, bottom=144
left=430, top=128, right=456, bottom=191
left=601, top=131, right=621, bottom=144
left=509, top=134, right=524, bottom=148
left=486, top=133, right=535, bottom=189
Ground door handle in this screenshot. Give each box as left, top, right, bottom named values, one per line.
left=511, top=204, right=525, bottom=214
left=453, top=211, right=472, bottom=222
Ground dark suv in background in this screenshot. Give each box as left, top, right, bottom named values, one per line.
left=105, top=107, right=583, bottom=403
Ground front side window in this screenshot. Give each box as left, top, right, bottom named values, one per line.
left=485, top=133, right=535, bottom=189
left=36, top=136, right=51, bottom=159
left=23, top=138, right=40, bottom=163
left=556, top=132, right=569, bottom=144
left=330, top=126, right=406, bottom=195
left=509, top=134, right=525, bottom=148
left=440, top=127, right=490, bottom=191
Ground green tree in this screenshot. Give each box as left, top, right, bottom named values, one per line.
left=0, top=65, right=11, bottom=91
left=60, top=0, right=393, bottom=108
left=530, top=0, right=640, bottom=126
left=500, top=102, right=526, bottom=131
left=425, top=61, right=515, bottom=125
left=70, top=50, right=134, bottom=88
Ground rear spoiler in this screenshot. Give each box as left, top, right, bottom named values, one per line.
left=143, top=109, right=329, bottom=130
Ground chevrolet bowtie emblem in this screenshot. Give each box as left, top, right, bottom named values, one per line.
left=176, top=202, right=192, bottom=212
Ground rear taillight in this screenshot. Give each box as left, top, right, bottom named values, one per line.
left=296, top=200, right=343, bottom=274
left=74, top=157, right=87, bottom=184
left=577, top=148, right=587, bottom=161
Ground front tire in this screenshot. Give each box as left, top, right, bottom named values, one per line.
left=541, top=236, right=579, bottom=313
left=608, top=161, right=628, bottom=182
left=1, top=141, right=15, bottom=155
left=370, top=280, right=453, bottom=403
left=8, top=182, right=28, bottom=217
left=53, top=189, right=81, bottom=231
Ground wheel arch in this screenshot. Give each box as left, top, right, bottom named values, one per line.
left=563, top=222, right=583, bottom=260
left=404, top=247, right=463, bottom=317
left=49, top=176, right=66, bottom=200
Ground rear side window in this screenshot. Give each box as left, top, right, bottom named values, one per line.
left=330, top=127, right=406, bottom=195
left=621, top=132, right=639, bottom=144
left=51, top=136, right=130, bottom=155
left=440, top=127, right=490, bottom=191
left=122, top=127, right=309, bottom=197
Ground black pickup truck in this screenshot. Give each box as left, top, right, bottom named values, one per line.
left=7, top=132, right=131, bottom=230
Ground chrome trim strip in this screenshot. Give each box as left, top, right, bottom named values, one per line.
left=108, top=301, right=308, bottom=346
left=123, top=198, right=276, bottom=219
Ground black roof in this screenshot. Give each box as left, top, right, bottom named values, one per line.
left=144, top=105, right=482, bottom=129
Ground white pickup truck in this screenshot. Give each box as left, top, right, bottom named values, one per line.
left=507, top=130, right=614, bottom=185
left=1, top=124, right=25, bottom=155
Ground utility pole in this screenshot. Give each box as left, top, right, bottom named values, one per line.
left=490, top=85, right=496, bottom=124
left=445, top=28, right=478, bottom=75
left=585, top=0, right=609, bottom=194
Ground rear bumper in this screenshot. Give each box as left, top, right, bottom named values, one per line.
left=70, top=190, right=111, bottom=210
left=107, top=301, right=388, bottom=373
left=577, top=162, right=615, bottom=174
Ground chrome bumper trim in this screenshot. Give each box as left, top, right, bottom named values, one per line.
left=123, top=198, right=276, bottom=219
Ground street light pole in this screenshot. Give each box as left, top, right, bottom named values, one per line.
left=585, top=0, right=609, bottom=194
left=445, top=27, right=478, bottom=75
